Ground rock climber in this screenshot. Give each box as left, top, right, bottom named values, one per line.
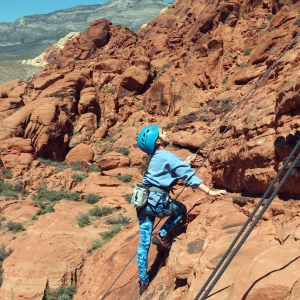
left=135, top=124, right=227, bottom=295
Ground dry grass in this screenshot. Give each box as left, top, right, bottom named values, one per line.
left=0, top=60, right=41, bottom=85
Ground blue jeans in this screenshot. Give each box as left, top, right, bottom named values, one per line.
left=136, top=199, right=187, bottom=284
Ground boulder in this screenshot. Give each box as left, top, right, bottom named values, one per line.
left=66, top=143, right=94, bottom=163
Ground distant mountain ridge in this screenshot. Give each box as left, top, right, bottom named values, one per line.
left=0, top=0, right=169, bottom=61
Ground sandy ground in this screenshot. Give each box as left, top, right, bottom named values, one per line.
left=0, top=60, right=42, bottom=85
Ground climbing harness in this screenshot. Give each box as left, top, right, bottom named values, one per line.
left=101, top=30, right=300, bottom=300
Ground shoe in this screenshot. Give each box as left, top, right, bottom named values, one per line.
left=152, top=233, right=171, bottom=249
left=139, top=282, right=149, bottom=295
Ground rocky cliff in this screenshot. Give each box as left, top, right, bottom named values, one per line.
left=0, top=0, right=300, bottom=299
left=0, top=0, right=169, bottom=60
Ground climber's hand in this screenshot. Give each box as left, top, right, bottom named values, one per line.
left=209, top=189, right=227, bottom=196
left=184, top=154, right=196, bottom=164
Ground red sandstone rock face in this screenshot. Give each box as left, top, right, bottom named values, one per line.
left=0, top=0, right=300, bottom=298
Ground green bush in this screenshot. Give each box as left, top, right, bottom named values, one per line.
left=45, top=285, right=76, bottom=300
left=77, top=212, right=91, bottom=227
left=116, top=174, right=132, bottom=183
left=71, top=173, right=88, bottom=182
left=3, top=169, right=12, bottom=179
left=260, top=23, right=267, bottom=29
left=0, top=214, right=6, bottom=222
left=221, top=97, right=233, bottom=113
left=6, top=221, right=25, bottom=232
left=89, top=164, right=102, bottom=173
left=241, top=63, right=251, bottom=68
left=70, top=161, right=82, bottom=171
left=43, top=206, right=55, bottom=214
left=0, top=244, right=12, bottom=286
left=89, top=206, right=115, bottom=217
left=222, top=76, right=228, bottom=84
left=83, top=194, right=101, bottom=204
left=0, top=181, right=19, bottom=199
left=100, top=224, right=123, bottom=241
left=77, top=206, right=116, bottom=227
left=243, top=48, right=252, bottom=56
left=124, top=194, right=132, bottom=203
left=33, top=188, right=79, bottom=202
left=294, top=18, right=300, bottom=25
left=37, top=158, right=68, bottom=168
left=88, top=240, right=103, bottom=255
left=31, top=215, right=38, bottom=220
left=108, top=88, right=115, bottom=94
left=105, top=214, right=131, bottom=225
left=116, top=147, right=130, bottom=156
left=103, top=133, right=116, bottom=143
left=36, top=201, right=55, bottom=215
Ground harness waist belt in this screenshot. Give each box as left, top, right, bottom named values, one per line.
left=148, top=186, right=168, bottom=194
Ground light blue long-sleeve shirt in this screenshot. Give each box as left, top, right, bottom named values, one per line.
left=142, top=150, right=203, bottom=205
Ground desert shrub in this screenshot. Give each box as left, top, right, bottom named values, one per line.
left=116, top=174, right=132, bottom=183
left=31, top=215, right=38, bottom=220
left=6, top=221, right=25, bottom=232
left=260, top=23, right=267, bottom=29
left=0, top=180, right=27, bottom=199
left=222, top=76, right=228, bottom=84
left=2, top=169, right=12, bottom=179
left=87, top=240, right=103, bottom=255
left=100, top=224, right=123, bottom=241
left=37, top=158, right=68, bottom=168
left=115, top=147, right=130, bottom=156
left=241, top=63, right=251, bottom=68
left=221, top=97, right=233, bottom=113
left=89, top=164, right=102, bottom=173
left=0, top=181, right=19, bottom=199
left=243, top=48, right=252, bottom=56
left=71, top=173, right=88, bottom=182
left=43, top=206, right=55, bottom=214
left=108, top=88, right=115, bottom=94
left=89, top=206, right=115, bottom=217
left=105, top=214, right=131, bottom=226
left=36, top=201, right=55, bottom=215
left=103, top=133, right=116, bottom=143
left=294, top=18, right=300, bottom=25
left=83, top=194, right=101, bottom=204
left=70, top=161, right=82, bottom=171
left=0, top=214, right=6, bottom=230
left=45, top=285, right=76, bottom=300
left=77, top=212, right=91, bottom=227
left=33, top=188, right=79, bottom=202
left=0, top=244, right=12, bottom=286
left=124, top=194, right=132, bottom=203
left=77, top=206, right=115, bottom=227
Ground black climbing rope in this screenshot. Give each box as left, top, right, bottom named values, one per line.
left=194, top=30, right=300, bottom=300
left=195, top=138, right=300, bottom=300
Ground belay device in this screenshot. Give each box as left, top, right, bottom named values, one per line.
left=131, top=184, right=149, bottom=208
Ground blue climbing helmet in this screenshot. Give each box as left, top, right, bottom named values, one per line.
left=137, top=124, right=159, bottom=154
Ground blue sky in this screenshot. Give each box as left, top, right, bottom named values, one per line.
left=0, top=0, right=173, bottom=23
